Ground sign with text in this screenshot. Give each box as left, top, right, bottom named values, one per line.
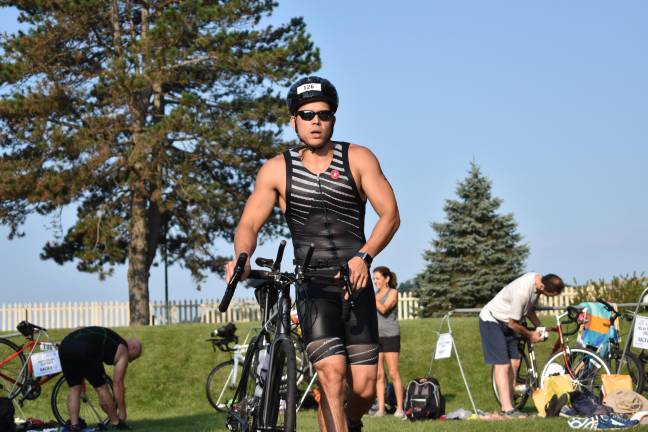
left=434, top=333, right=453, bottom=360
left=31, top=350, right=62, bottom=377
left=632, top=315, right=648, bottom=350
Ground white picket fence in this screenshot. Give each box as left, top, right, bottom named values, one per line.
left=0, top=293, right=421, bottom=332
left=537, top=286, right=580, bottom=315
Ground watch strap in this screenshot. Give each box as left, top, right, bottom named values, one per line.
left=354, top=251, right=373, bottom=267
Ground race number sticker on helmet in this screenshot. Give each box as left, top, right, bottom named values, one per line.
left=297, top=83, right=322, bottom=94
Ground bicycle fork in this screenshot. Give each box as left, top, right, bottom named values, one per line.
left=526, top=343, right=539, bottom=392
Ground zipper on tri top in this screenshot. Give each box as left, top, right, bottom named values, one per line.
left=317, top=174, right=333, bottom=236
left=317, top=172, right=341, bottom=265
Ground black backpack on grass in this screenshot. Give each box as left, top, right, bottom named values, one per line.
left=0, top=397, right=16, bottom=432
left=404, top=377, right=445, bottom=421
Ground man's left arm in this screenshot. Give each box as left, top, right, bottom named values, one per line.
left=348, top=145, right=400, bottom=290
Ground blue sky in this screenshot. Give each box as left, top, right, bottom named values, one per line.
left=1, top=1, right=646, bottom=303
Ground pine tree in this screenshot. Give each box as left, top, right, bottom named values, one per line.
left=416, top=162, right=529, bottom=316
left=0, top=1, right=320, bottom=324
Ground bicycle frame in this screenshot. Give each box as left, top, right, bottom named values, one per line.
left=523, top=310, right=579, bottom=388
left=222, top=240, right=310, bottom=431
left=0, top=332, right=60, bottom=402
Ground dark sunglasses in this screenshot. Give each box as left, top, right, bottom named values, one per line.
left=296, top=110, right=335, bottom=121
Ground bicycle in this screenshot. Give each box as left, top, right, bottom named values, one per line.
left=219, top=240, right=314, bottom=432
left=492, top=306, right=611, bottom=410
left=0, top=321, right=115, bottom=427
left=587, top=298, right=645, bottom=393
left=205, top=325, right=251, bottom=412
left=206, top=318, right=314, bottom=413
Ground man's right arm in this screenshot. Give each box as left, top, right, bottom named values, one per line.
left=507, top=319, right=542, bottom=343
left=225, top=157, right=281, bottom=282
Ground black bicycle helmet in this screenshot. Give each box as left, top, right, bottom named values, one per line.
left=286, top=76, right=339, bottom=115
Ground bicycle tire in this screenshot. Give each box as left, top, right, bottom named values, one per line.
left=258, top=338, right=296, bottom=431
left=491, top=351, right=531, bottom=410
left=206, top=359, right=236, bottom=412
left=0, top=338, right=27, bottom=399
left=293, top=336, right=312, bottom=389
left=51, top=375, right=115, bottom=426
left=226, top=335, right=264, bottom=432
left=609, top=351, right=645, bottom=393
left=540, top=348, right=610, bottom=397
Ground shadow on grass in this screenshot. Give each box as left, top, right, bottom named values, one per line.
left=128, top=411, right=224, bottom=432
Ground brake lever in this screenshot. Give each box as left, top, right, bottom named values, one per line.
left=255, top=257, right=274, bottom=268
left=340, top=263, right=355, bottom=321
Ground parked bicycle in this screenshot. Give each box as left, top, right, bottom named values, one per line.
left=0, top=321, right=115, bottom=426
left=205, top=323, right=248, bottom=412
left=492, top=306, right=611, bottom=410
left=587, top=298, right=645, bottom=393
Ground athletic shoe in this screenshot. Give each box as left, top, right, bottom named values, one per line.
left=568, top=415, right=639, bottom=430
left=500, top=409, right=527, bottom=419
left=393, top=410, right=407, bottom=420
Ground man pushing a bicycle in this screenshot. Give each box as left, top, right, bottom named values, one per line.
left=225, top=76, right=400, bottom=432
left=479, top=272, right=564, bottom=418
left=59, top=326, right=142, bottom=431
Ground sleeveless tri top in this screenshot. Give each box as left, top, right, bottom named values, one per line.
left=284, top=141, right=366, bottom=266
left=377, top=289, right=400, bottom=337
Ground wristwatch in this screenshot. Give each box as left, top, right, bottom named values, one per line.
left=353, top=251, right=373, bottom=267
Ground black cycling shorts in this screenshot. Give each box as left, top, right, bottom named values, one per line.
left=296, top=269, right=379, bottom=350
left=379, top=335, right=401, bottom=353
left=58, top=338, right=107, bottom=388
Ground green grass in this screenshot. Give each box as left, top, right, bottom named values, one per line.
left=2, top=317, right=637, bottom=431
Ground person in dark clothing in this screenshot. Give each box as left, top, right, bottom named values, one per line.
left=225, top=76, right=400, bottom=432
left=59, top=327, right=142, bottom=431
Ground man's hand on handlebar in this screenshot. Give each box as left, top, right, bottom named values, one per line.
left=336, top=256, right=369, bottom=299
left=529, top=330, right=544, bottom=344
left=225, top=256, right=251, bottom=284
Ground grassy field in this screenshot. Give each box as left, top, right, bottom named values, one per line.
left=2, top=317, right=639, bottom=431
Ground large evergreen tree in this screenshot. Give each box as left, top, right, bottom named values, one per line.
left=416, top=162, right=529, bottom=316
left=0, top=1, right=320, bottom=324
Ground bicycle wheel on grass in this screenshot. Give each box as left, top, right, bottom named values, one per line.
left=258, top=338, right=296, bottom=432
left=226, top=336, right=263, bottom=432
left=491, top=351, right=531, bottom=410
left=609, top=351, right=645, bottom=393
left=51, top=375, right=115, bottom=426
left=540, top=348, right=610, bottom=397
left=0, top=338, right=27, bottom=399
left=206, top=359, right=236, bottom=412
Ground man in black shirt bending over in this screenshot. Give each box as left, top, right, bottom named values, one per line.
left=59, top=326, right=142, bottom=430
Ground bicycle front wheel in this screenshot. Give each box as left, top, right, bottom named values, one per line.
left=52, top=375, right=115, bottom=426
left=0, top=338, right=26, bottom=399
left=491, top=351, right=531, bottom=410
left=206, top=359, right=236, bottom=412
left=226, top=336, right=263, bottom=432
left=609, top=351, right=645, bottom=393
left=259, top=338, right=296, bottom=432
left=540, top=348, right=610, bottom=397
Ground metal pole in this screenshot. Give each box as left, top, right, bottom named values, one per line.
left=618, top=286, right=648, bottom=373
left=164, top=217, right=169, bottom=324
left=446, top=312, right=479, bottom=416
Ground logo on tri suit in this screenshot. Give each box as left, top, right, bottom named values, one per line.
left=330, top=169, right=340, bottom=180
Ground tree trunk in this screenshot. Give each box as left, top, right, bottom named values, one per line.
left=128, top=185, right=151, bottom=325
